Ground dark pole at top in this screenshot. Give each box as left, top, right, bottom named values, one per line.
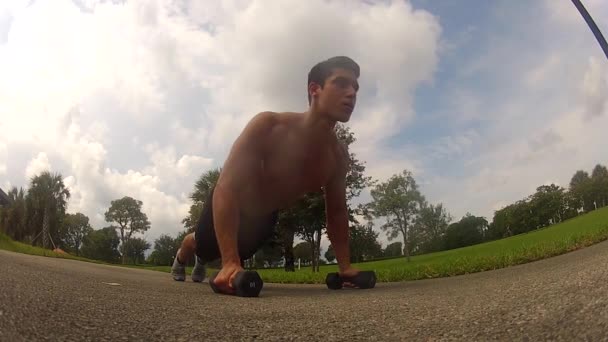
left=571, top=0, right=608, bottom=60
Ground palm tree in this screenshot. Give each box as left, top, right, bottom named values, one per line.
left=26, top=171, right=70, bottom=249
left=0, top=187, right=28, bottom=240
left=190, top=168, right=221, bottom=203
left=182, top=168, right=221, bottom=232
left=0, top=187, right=9, bottom=207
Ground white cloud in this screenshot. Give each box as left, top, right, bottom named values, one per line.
left=0, top=142, right=6, bottom=176
left=25, top=152, right=52, bottom=180
left=0, top=0, right=442, bottom=246
left=580, top=57, right=608, bottom=119
left=524, top=54, right=561, bottom=89
left=142, top=143, right=214, bottom=193
left=428, top=129, right=480, bottom=162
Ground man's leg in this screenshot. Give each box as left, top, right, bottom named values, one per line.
left=171, top=188, right=218, bottom=282
left=171, top=232, right=208, bottom=282
left=171, top=232, right=196, bottom=281
left=177, top=233, right=196, bottom=262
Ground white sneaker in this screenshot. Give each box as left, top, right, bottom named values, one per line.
left=171, top=250, right=186, bottom=282
left=191, top=255, right=206, bottom=283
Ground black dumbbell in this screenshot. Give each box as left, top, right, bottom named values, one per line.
left=325, top=271, right=377, bottom=290
left=209, top=271, right=264, bottom=297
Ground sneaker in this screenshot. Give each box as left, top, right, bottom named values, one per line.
left=191, top=255, right=206, bottom=283
left=171, top=250, right=186, bottom=281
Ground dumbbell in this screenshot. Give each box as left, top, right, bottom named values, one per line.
left=325, top=271, right=377, bottom=290
left=208, top=270, right=264, bottom=297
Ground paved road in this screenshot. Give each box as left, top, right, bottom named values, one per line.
left=1, top=241, right=607, bottom=342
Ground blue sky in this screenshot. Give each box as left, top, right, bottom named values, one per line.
left=398, top=0, right=564, bottom=161
left=370, top=0, right=608, bottom=218
left=0, top=0, right=607, bottom=250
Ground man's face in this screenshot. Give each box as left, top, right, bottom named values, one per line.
left=312, top=68, right=359, bottom=122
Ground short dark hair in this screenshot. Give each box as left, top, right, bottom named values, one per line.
left=307, top=56, right=360, bottom=104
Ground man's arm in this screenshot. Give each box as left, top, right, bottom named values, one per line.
left=324, top=157, right=352, bottom=273
left=213, top=112, right=274, bottom=267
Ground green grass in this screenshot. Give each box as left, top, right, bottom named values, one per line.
left=2, top=207, right=608, bottom=284
left=254, top=207, right=608, bottom=284
left=0, top=232, right=102, bottom=263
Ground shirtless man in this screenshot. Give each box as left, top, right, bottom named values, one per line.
left=171, top=56, right=362, bottom=294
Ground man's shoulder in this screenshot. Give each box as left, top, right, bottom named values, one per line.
left=241, top=111, right=279, bottom=136
left=246, top=111, right=302, bottom=131
left=247, top=111, right=297, bottom=123
left=249, top=111, right=277, bottom=124
left=241, top=112, right=301, bottom=143
left=253, top=111, right=302, bottom=120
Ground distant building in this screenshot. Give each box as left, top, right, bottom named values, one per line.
left=0, top=187, right=9, bottom=207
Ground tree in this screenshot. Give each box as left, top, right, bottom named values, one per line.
left=293, top=241, right=312, bottom=265
left=251, top=237, right=284, bottom=268
left=489, top=197, right=545, bottom=239
left=147, top=234, right=180, bottom=266
left=182, top=204, right=203, bottom=234
left=383, top=242, right=403, bottom=257
left=26, top=171, right=70, bottom=249
left=444, top=214, right=488, bottom=250
left=277, top=211, right=297, bottom=272
left=324, top=244, right=336, bottom=263
left=182, top=168, right=221, bottom=232
left=0, top=187, right=9, bottom=207
left=560, top=190, right=581, bottom=221
left=0, top=187, right=28, bottom=241
left=80, top=227, right=121, bottom=263
left=485, top=165, right=605, bottom=241
left=569, top=170, right=594, bottom=213
left=59, top=213, right=93, bottom=256
left=528, top=184, right=566, bottom=228
left=123, top=237, right=151, bottom=265
left=335, top=124, right=374, bottom=207
left=367, top=169, right=425, bottom=261
left=104, top=196, right=151, bottom=264
left=293, top=193, right=326, bottom=272
left=591, top=164, right=608, bottom=209
left=348, top=222, right=382, bottom=263
left=412, top=202, right=452, bottom=254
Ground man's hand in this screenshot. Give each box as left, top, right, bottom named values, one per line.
left=339, top=266, right=363, bottom=288
left=211, top=261, right=244, bottom=294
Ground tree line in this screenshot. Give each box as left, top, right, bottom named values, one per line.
left=2, top=124, right=607, bottom=270
left=486, top=165, right=608, bottom=239
left=0, top=171, right=153, bottom=264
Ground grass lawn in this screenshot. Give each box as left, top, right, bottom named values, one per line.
left=2, top=207, right=608, bottom=284
left=267, top=206, right=608, bottom=283
left=0, top=233, right=91, bottom=262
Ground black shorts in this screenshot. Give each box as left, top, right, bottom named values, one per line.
left=194, top=187, right=279, bottom=264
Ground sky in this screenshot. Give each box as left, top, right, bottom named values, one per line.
left=0, top=0, right=607, bottom=254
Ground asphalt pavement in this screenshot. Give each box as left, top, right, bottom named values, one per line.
left=1, top=240, right=608, bottom=341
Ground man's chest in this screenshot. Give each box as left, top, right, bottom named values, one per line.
left=262, top=141, right=337, bottom=192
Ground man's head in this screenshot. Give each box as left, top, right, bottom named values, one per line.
left=307, top=56, right=360, bottom=122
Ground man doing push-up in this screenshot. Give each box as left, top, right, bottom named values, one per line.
left=171, top=56, right=364, bottom=294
